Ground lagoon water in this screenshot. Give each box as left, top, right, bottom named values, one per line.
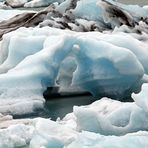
left=119, top=0, right=148, bottom=6
left=45, top=95, right=96, bottom=120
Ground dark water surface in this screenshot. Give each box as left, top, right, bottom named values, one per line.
left=44, top=95, right=96, bottom=120
left=13, top=95, right=96, bottom=120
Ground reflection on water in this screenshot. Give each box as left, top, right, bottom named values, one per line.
left=44, top=95, right=97, bottom=120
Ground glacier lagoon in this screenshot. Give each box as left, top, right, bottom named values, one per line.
left=119, top=0, right=148, bottom=6
left=0, top=0, right=148, bottom=147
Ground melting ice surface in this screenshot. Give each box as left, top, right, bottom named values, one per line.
left=0, top=0, right=148, bottom=147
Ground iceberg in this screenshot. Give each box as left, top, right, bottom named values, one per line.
left=0, top=0, right=147, bottom=147
left=1, top=95, right=148, bottom=147
left=0, top=0, right=147, bottom=113
left=0, top=0, right=64, bottom=8
left=0, top=124, right=34, bottom=147
left=72, top=97, right=148, bottom=135
left=0, top=0, right=148, bottom=36
left=132, top=83, right=148, bottom=113
left=0, top=26, right=146, bottom=114
left=0, top=9, right=29, bottom=22
left=5, top=0, right=29, bottom=8
left=68, top=131, right=148, bottom=148
left=24, top=0, right=64, bottom=8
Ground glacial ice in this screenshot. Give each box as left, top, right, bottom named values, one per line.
left=0, top=26, right=146, bottom=114
left=6, top=0, right=29, bottom=8
left=0, top=124, right=34, bottom=147
left=73, top=97, right=148, bottom=135
left=29, top=95, right=148, bottom=147
left=1, top=0, right=148, bottom=35
left=0, top=0, right=64, bottom=8
left=98, top=32, right=148, bottom=74
left=0, top=9, right=29, bottom=21
left=24, top=0, right=64, bottom=8
left=132, top=83, right=148, bottom=113
left=1, top=96, right=148, bottom=147
left=68, top=131, right=148, bottom=148
left=0, top=0, right=148, bottom=147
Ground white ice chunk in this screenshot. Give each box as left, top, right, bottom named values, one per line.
left=68, top=131, right=148, bottom=148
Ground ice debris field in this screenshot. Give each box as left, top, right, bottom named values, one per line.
left=0, top=0, right=148, bottom=147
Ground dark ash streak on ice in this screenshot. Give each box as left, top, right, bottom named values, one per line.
left=0, top=0, right=147, bottom=41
